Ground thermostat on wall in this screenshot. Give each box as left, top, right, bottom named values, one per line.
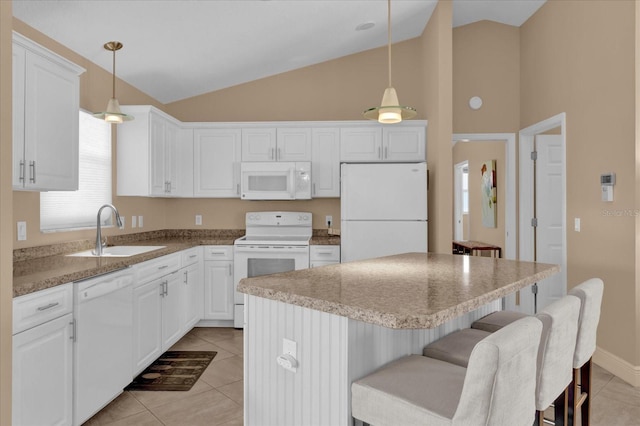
left=601, top=173, right=615, bottom=202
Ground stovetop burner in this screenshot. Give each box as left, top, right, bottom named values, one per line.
left=235, top=211, right=312, bottom=246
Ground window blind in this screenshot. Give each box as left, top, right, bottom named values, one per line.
left=40, top=110, right=112, bottom=231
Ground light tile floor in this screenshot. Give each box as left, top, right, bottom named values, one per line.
left=86, top=327, right=640, bottom=426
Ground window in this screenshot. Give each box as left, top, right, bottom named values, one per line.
left=40, top=110, right=112, bottom=232
left=461, top=166, right=469, bottom=214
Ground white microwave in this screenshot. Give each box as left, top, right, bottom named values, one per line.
left=240, top=162, right=311, bottom=200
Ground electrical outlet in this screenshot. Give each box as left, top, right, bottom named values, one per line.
left=195, top=215, right=202, bottom=226
left=326, top=215, right=332, bottom=228
left=138, top=215, right=144, bottom=228
left=17, top=221, right=26, bottom=241
left=131, top=215, right=137, bottom=228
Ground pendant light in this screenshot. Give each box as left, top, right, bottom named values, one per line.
left=93, top=41, right=134, bottom=123
left=363, top=0, right=416, bottom=124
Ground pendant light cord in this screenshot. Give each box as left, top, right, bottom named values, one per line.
left=387, top=0, right=392, bottom=88
left=112, top=47, right=116, bottom=98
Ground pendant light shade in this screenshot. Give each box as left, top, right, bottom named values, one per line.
left=93, top=41, right=133, bottom=123
left=363, top=0, right=416, bottom=124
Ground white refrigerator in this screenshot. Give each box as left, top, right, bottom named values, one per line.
left=341, top=162, right=428, bottom=262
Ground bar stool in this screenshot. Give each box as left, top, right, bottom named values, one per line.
left=567, top=278, right=604, bottom=426
left=351, top=317, right=542, bottom=426
left=422, top=295, right=581, bottom=425
left=469, top=279, right=604, bottom=426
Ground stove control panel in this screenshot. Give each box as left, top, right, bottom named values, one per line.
left=246, top=211, right=312, bottom=227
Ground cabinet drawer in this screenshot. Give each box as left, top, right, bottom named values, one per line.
left=310, top=245, right=340, bottom=262
left=203, top=245, right=233, bottom=261
left=182, top=247, right=202, bottom=266
left=13, top=282, right=73, bottom=335
left=135, top=253, right=182, bottom=286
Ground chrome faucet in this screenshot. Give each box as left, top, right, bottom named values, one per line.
left=93, top=204, right=123, bottom=256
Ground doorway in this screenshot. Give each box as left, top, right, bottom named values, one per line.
left=517, top=113, right=567, bottom=314
left=451, top=133, right=516, bottom=259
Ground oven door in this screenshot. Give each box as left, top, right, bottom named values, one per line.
left=233, top=245, right=310, bottom=304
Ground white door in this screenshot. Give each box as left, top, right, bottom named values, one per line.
left=276, top=128, right=311, bottom=161
left=13, top=313, right=73, bottom=426
left=183, top=263, right=203, bottom=331
left=311, top=128, right=340, bottom=197
left=339, top=127, right=382, bottom=162
left=534, top=134, right=565, bottom=311
left=132, top=279, right=162, bottom=375
left=161, top=271, right=184, bottom=350
left=203, top=260, right=234, bottom=320
left=193, top=128, right=241, bottom=197
left=382, top=127, right=426, bottom=161
left=241, top=128, right=277, bottom=161
left=453, top=161, right=468, bottom=241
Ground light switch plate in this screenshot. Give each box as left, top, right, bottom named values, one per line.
left=17, top=221, right=26, bottom=241
left=131, top=216, right=137, bottom=228
left=574, top=218, right=581, bottom=232
left=138, top=215, right=144, bottom=228
left=195, top=215, right=202, bottom=226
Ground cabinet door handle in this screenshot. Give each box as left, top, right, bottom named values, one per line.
left=385, top=146, right=388, bottom=159
left=236, top=183, right=240, bottom=195
left=158, top=265, right=169, bottom=270
left=37, top=302, right=59, bottom=311
left=70, top=319, right=77, bottom=342
left=228, top=263, right=232, bottom=276
left=377, top=147, right=381, bottom=159
left=313, top=183, right=316, bottom=195
left=271, top=148, right=275, bottom=160
left=277, top=148, right=281, bottom=161
left=19, top=160, right=25, bottom=182
left=184, top=270, right=189, bottom=284
left=29, top=161, right=36, bottom=183
left=189, top=254, right=198, bottom=259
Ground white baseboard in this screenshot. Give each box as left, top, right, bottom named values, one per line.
left=593, top=346, right=640, bottom=387
left=195, top=319, right=234, bottom=328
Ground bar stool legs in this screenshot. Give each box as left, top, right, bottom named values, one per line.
left=569, top=357, right=592, bottom=426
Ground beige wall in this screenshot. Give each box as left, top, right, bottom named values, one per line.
left=420, top=0, right=453, bottom=254
left=453, top=141, right=505, bottom=250
left=521, top=0, right=637, bottom=365
left=453, top=21, right=520, bottom=134
left=1, top=2, right=13, bottom=423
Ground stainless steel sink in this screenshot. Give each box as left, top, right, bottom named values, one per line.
left=67, top=245, right=166, bottom=258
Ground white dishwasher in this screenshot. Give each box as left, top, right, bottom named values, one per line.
left=73, top=268, right=134, bottom=426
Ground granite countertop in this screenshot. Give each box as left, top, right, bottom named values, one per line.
left=238, top=252, right=560, bottom=329
left=14, top=229, right=340, bottom=298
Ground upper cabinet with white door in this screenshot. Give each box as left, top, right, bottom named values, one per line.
left=311, top=127, right=340, bottom=197
left=193, top=126, right=242, bottom=197
left=12, top=32, right=85, bottom=191
left=117, top=105, right=193, bottom=197
left=242, top=127, right=311, bottom=162
left=340, top=123, right=426, bottom=163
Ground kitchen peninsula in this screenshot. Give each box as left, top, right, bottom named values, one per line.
left=238, top=252, right=559, bottom=426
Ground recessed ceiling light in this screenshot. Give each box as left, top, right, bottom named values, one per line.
left=356, top=22, right=375, bottom=31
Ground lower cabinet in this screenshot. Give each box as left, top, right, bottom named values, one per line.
left=132, top=269, right=184, bottom=376
left=182, top=260, right=203, bottom=332
left=310, top=245, right=341, bottom=268
left=12, top=283, right=74, bottom=426
left=203, top=246, right=234, bottom=320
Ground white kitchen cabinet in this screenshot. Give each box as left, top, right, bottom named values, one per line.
left=241, top=128, right=311, bottom=162
left=12, top=283, right=74, bottom=426
left=117, top=105, right=193, bottom=197
left=132, top=253, right=186, bottom=375
left=193, top=127, right=241, bottom=197
left=203, top=246, right=234, bottom=320
left=340, top=125, right=425, bottom=162
left=132, top=278, right=163, bottom=375
left=311, top=128, right=340, bottom=197
left=181, top=246, right=203, bottom=332
left=161, top=271, right=184, bottom=350
left=310, top=245, right=341, bottom=268
left=12, top=32, right=85, bottom=191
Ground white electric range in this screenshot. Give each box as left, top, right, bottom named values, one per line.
left=233, top=211, right=312, bottom=328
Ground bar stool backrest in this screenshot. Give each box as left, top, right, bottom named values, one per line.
left=569, top=278, right=604, bottom=369
left=534, top=295, right=581, bottom=410
left=452, top=316, right=542, bottom=426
